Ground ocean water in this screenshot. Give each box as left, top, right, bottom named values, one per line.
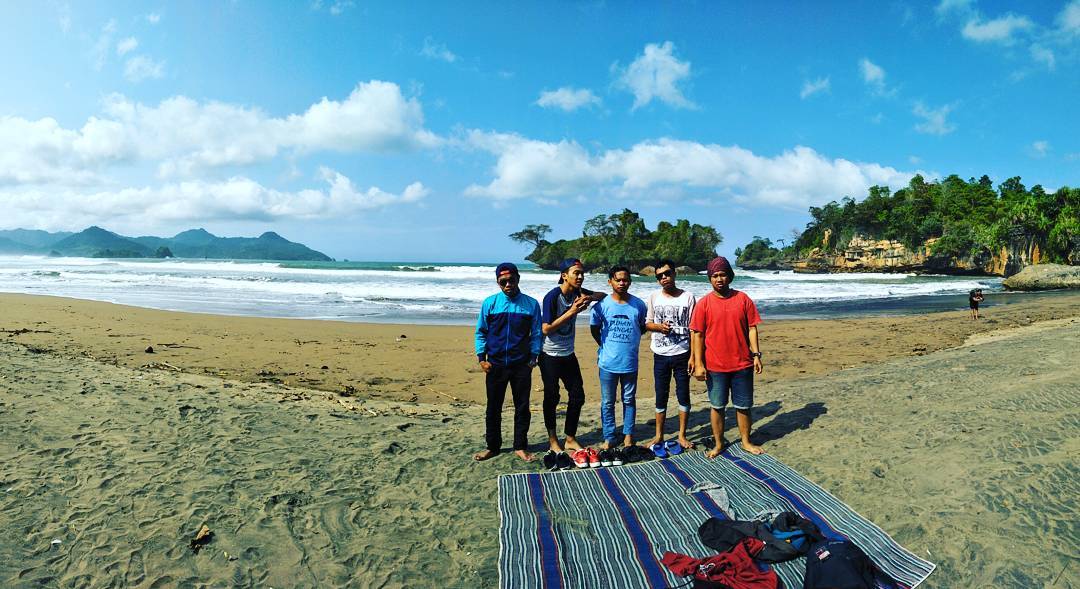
left=0, top=256, right=1005, bottom=325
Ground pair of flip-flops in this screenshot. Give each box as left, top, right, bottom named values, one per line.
left=651, top=439, right=686, bottom=459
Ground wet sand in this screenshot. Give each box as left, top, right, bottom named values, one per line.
left=3, top=292, right=1080, bottom=405
left=1, top=293, right=1078, bottom=587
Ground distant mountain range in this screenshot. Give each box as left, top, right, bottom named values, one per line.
left=0, top=226, right=332, bottom=261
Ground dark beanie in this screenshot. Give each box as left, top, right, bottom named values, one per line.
left=495, top=262, right=519, bottom=278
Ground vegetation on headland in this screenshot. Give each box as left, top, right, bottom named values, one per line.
left=733, top=237, right=787, bottom=270
left=0, top=226, right=331, bottom=261
left=511, top=209, right=722, bottom=272
left=737, top=175, right=1080, bottom=272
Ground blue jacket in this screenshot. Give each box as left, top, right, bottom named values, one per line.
left=475, top=291, right=542, bottom=366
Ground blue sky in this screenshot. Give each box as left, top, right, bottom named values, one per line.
left=1, top=1, right=1078, bottom=262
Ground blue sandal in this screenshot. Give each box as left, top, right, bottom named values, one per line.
left=651, top=442, right=668, bottom=459
left=664, top=439, right=684, bottom=456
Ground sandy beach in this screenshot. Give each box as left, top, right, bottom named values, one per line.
left=2, top=292, right=1079, bottom=587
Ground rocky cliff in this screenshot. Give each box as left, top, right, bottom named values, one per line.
left=790, top=230, right=1048, bottom=277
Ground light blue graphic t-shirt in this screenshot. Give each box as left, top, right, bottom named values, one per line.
left=590, top=295, right=648, bottom=373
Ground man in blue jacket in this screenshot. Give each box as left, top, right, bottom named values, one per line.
left=474, top=262, right=543, bottom=462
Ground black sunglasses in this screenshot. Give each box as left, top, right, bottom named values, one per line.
left=655, top=269, right=674, bottom=280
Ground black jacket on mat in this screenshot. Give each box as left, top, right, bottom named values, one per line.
left=697, top=513, right=823, bottom=564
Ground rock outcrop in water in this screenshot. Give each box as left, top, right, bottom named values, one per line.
left=1002, top=264, right=1080, bottom=290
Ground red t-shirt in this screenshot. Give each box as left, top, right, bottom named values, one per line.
left=689, top=290, right=762, bottom=373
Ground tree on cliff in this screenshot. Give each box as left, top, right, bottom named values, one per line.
left=511, top=209, right=722, bottom=272
left=782, top=174, right=1079, bottom=266
left=508, top=224, right=552, bottom=248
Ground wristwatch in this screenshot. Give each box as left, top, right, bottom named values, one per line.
left=750, top=352, right=762, bottom=359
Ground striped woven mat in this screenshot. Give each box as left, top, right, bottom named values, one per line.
left=497, top=445, right=935, bottom=589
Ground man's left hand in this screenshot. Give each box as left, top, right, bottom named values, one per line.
left=753, top=356, right=763, bottom=375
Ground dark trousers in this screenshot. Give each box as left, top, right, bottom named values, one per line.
left=485, top=361, right=532, bottom=452
left=539, top=353, right=586, bottom=437
left=653, top=351, right=692, bottom=413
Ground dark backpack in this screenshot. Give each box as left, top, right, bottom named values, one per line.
left=765, top=511, right=825, bottom=552
left=698, top=513, right=824, bottom=564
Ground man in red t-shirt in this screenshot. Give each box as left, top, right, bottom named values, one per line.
left=690, top=256, right=764, bottom=458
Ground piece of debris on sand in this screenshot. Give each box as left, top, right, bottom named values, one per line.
left=189, top=524, right=213, bottom=553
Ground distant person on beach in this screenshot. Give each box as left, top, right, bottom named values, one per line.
left=691, top=256, right=765, bottom=458
left=969, top=288, right=984, bottom=320
left=540, top=259, right=605, bottom=454
left=590, top=266, right=648, bottom=451
left=474, top=262, right=542, bottom=462
left=644, top=259, right=697, bottom=452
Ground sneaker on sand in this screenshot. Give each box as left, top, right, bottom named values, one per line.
left=598, top=449, right=613, bottom=467
left=610, top=448, right=625, bottom=467
left=556, top=452, right=574, bottom=471
left=572, top=449, right=590, bottom=469
left=587, top=447, right=601, bottom=468
left=542, top=451, right=559, bottom=471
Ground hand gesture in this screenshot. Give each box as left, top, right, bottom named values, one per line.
left=572, top=295, right=592, bottom=313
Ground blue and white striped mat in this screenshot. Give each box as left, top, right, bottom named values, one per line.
left=498, top=446, right=935, bottom=589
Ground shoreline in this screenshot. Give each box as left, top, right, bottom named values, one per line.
left=3, top=291, right=1080, bottom=406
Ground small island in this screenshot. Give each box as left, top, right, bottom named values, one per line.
left=736, top=174, right=1079, bottom=278
left=511, top=209, right=722, bottom=274
left=0, top=226, right=332, bottom=261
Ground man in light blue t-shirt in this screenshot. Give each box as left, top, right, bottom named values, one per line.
left=590, top=265, right=648, bottom=457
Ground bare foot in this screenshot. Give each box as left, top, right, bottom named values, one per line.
left=677, top=436, right=695, bottom=449
left=514, top=450, right=536, bottom=462
left=600, top=441, right=613, bottom=450
left=548, top=441, right=563, bottom=452
left=473, top=449, right=499, bottom=461
left=740, top=441, right=765, bottom=455
left=563, top=437, right=583, bottom=451
left=706, top=446, right=725, bottom=459
left=644, top=436, right=662, bottom=448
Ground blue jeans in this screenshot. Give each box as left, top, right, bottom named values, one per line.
left=706, top=367, right=754, bottom=410
left=598, top=368, right=637, bottom=444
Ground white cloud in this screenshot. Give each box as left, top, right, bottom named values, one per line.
left=858, top=58, right=890, bottom=95
left=0, top=81, right=440, bottom=185
left=146, top=12, right=161, bottom=24
left=800, top=77, right=831, bottom=99
left=123, top=55, right=165, bottom=82
left=116, top=37, right=138, bottom=56
left=936, top=0, right=974, bottom=18
left=420, top=37, right=458, bottom=63
left=535, top=87, right=601, bottom=111
left=614, top=41, right=696, bottom=110
left=912, top=101, right=957, bottom=135
left=961, top=14, right=1034, bottom=43
left=1058, top=0, right=1080, bottom=35
left=92, top=19, right=117, bottom=71
left=1030, top=140, right=1050, bottom=157
left=329, top=1, right=355, bottom=15
left=464, top=132, right=916, bottom=209
left=1030, top=44, right=1056, bottom=69
left=0, top=170, right=427, bottom=230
